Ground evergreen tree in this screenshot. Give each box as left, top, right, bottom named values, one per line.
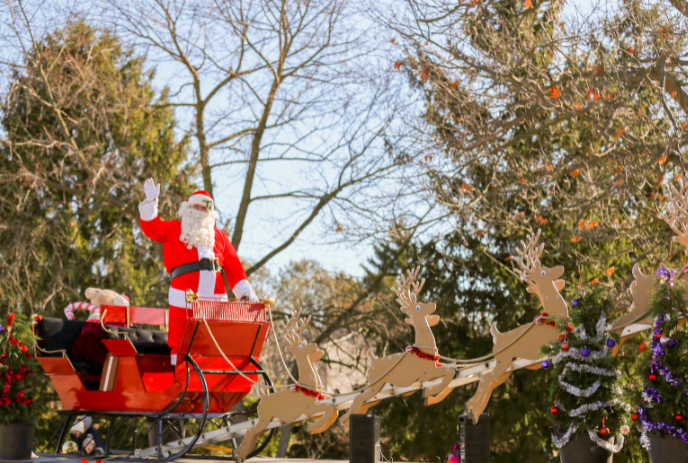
left=541, top=290, right=630, bottom=453
left=636, top=269, right=688, bottom=443
left=0, top=21, right=195, bottom=314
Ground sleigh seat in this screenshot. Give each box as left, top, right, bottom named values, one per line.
left=35, top=318, right=171, bottom=374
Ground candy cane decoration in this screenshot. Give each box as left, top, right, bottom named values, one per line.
left=64, top=302, right=100, bottom=321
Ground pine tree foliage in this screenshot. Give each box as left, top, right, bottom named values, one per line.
left=637, top=274, right=688, bottom=442
left=541, top=290, right=629, bottom=450
left=0, top=21, right=195, bottom=314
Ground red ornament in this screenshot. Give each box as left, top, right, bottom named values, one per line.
left=534, top=316, right=544, bottom=325
left=649, top=373, right=657, bottom=381
left=541, top=311, right=549, bottom=317
left=677, top=414, right=684, bottom=422
left=566, top=324, right=573, bottom=332
left=561, top=342, right=570, bottom=351
left=657, top=333, right=664, bottom=339
left=551, top=406, right=560, bottom=415
left=631, top=412, right=640, bottom=421
left=558, top=335, right=565, bottom=341
left=599, top=427, right=610, bottom=437
left=640, top=342, right=648, bottom=352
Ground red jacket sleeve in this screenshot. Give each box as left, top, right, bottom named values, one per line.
left=140, top=216, right=177, bottom=244
left=219, top=232, right=248, bottom=288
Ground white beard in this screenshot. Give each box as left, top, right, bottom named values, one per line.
left=178, top=204, right=217, bottom=250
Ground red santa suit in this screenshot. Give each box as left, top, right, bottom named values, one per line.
left=139, top=190, right=255, bottom=364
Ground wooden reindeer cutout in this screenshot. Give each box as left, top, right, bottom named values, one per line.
left=465, top=230, right=566, bottom=424
left=339, top=267, right=456, bottom=433
left=235, top=310, right=337, bottom=462
left=611, top=176, right=688, bottom=337
left=610, top=263, right=658, bottom=332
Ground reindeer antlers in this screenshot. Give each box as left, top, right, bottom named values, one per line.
left=663, top=175, right=688, bottom=238
left=512, top=229, right=545, bottom=280
left=392, top=266, right=426, bottom=308
left=281, top=309, right=311, bottom=346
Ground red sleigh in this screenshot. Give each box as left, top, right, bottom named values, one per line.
left=33, top=298, right=275, bottom=460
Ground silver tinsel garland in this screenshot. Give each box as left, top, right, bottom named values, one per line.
left=567, top=399, right=630, bottom=417
left=588, top=430, right=625, bottom=453
left=552, top=423, right=579, bottom=449
left=560, top=362, right=621, bottom=379
left=574, top=314, right=610, bottom=342
left=551, top=346, right=609, bottom=364
left=559, top=379, right=601, bottom=397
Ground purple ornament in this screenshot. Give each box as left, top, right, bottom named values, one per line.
left=606, top=338, right=616, bottom=348
left=0, top=326, right=4, bottom=333
left=572, top=300, right=578, bottom=306
left=542, top=360, right=551, bottom=370
left=581, top=347, right=591, bottom=357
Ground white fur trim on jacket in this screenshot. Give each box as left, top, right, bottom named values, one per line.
left=138, top=198, right=158, bottom=221
left=64, top=302, right=100, bottom=321
left=232, top=279, right=258, bottom=303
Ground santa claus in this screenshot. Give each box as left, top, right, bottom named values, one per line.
left=139, top=178, right=258, bottom=364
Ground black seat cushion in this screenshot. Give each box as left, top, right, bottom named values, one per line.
left=103, top=326, right=170, bottom=356
left=36, top=318, right=104, bottom=375
left=36, top=318, right=86, bottom=358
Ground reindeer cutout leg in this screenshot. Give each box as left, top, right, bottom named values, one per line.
left=359, top=399, right=383, bottom=414
left=235, top=416, right=272, bottom=462
left=466, top=360, right=512, bottom=424
left=341, top=383, right=385, bottom=432
left=307, top=404, right=338, bottom=435
left=423, top=366, right=455, bottom=400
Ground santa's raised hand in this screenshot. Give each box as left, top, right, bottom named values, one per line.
left=143, top=178, right=160, bottom=202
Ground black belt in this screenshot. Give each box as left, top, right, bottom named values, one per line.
left=170, top=258, right=233, bottom=297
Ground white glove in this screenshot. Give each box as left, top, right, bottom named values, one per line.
left=143, top=178, right=160, bottom=202
left=233, top=280, right=259, bottom=303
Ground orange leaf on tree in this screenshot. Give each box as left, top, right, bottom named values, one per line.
left=549, top=85, right=561, bottom=99
left=590, top=278, right=600, bottom=285
left=336, top=225, right=343, bottom=232
left=462, top=183, right=472, bottom=192
left=525, top=0, right=532, bottom=9
left=658, top=155, right=668, bottom=164
left=394, top=61, right=402, bottom=70
left=570, top=169, right=581, bottom=177
left=606, top=266, right=614, bottom=276
left=547, top=164, right=553, bottom=171
left=572, top=236, right=582, bottom=243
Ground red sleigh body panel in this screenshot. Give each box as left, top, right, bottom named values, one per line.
left=36, top=301, right=270, bottom=414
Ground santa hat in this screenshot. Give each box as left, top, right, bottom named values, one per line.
left=185, top=190, right=214, bottom=209
left=70, top=416, right=92, bottom=434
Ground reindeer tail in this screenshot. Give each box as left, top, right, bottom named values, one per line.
left=490, top=322, right=501, bottom=344
left=256, top=385, right=272, bottom=398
